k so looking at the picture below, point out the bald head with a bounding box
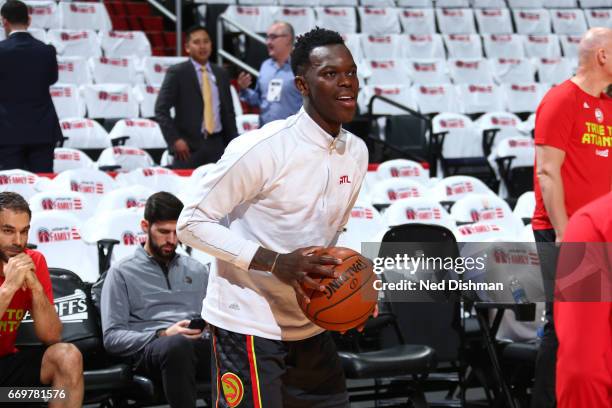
[578,27,612,67]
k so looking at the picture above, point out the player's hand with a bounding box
[237,72,252,90]
[165,319,202,339]
[340,304,379,335]
[3,253,34,293]
[23,268,43,294]
[173,139,191,163]
[272,246,342,305]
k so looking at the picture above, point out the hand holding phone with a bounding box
[188,318,206,331]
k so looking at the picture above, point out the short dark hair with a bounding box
[0,192,31,218]
[291,27,345,76]
[144,192,183,225]
[0,0,29,25]
[185,25,209,43]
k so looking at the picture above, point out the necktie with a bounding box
[201,67,215,135]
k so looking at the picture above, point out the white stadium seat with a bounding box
[513,191,536,221]
[29,211,99,282]
[535,57,575,84]
[398,8,436,34]
[503,83,549,113]
[443,34,484,59]
[412,84,458,115]
[222,6,275,33]
[581,0,612,7]
[24,0,60,29]
[108,119,166,149]
[456,83,504,114]
[49,168,117,210]
[81,208,146,264]
[585,8,612,28]
[436,8,476,34]
[115,167,185,195]
[336,204,387,253]
[384,197,456,230]
[403,34,446,59]
[475,111,524,154]
[50,84,86,119]
[490,58,536,84]
[0,170,42,201]
[361,34,403,59]
[455,221,514,242]
[319,0,357,5]
[99,31,151,58]
[358,7,401,34]
[474,8,513,34]
[483,34,525,59]
[436,0,470,7]
[272,7,315,35]
[360,85,417,115]
[448,58,495,84]
[133,84,160,118]
[370,178,428,206]
[364,60,410,85]
[429,175,493,204]
[376,159,430,186]
[432,113,484,165]
[141,56,188,86]
[397,0,432,6]
[95,185,155,213]
[508,0,543,7]
[96,147,155,172]
[560,34,582,58]
[490,136,535,197]
[316,7,358,33]
[513,9,552,34]
[53,147,94,173]
[57,57,92,85]
[524,34,562,58]
[48,29,101,58]
[28,28,47,43]
[89,57,138,85]
[406,60,450,85]
[60,118,112,149]
[342,33,364,62]
[30,190,93,221]
[550,9,588,34]
[545,0,578,8]
[82,84,139,119]
[472,0,506,7]
[59,1,112,31]
[450,193,524,236]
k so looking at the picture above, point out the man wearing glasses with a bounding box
[237,22,302,126]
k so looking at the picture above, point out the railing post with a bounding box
[175,0,182,56]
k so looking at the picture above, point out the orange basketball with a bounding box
[298,247,378,332]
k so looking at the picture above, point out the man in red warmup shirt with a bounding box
[0,192,83,407]
[555,192,612,408]
[531,27,612,407]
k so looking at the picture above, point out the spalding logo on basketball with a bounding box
[221,372,244,407]
[298,247,378,332]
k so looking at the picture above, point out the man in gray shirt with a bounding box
[101,192,209,408]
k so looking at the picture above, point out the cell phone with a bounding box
[188,318,206,331]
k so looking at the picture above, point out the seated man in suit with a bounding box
[155,26,238,169]
[0,0,62,173]
[101,192,210,408]
[0,192,83,408]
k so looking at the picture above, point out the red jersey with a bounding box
[555,192,612,408]
[532,80,612,230]
[0,249,54,357]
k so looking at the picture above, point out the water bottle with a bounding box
[508,275,529,304]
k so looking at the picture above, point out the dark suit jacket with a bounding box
[154,60,238,152]
[0,32,62,146]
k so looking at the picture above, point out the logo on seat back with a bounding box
[22,289,88,323]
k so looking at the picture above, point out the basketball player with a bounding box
[178,28,370,407]
[531,27,612,407]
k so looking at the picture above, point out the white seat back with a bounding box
[384,197,455,229]
[133,84,160,118]
[57,57,91,85]
[358,7,401,34]
[491,58,536,84]
[95,185,155,214]
[432,113,483,159]
[97,147,155,172]
[53,148,94,173]
[59,1,111,31]
[412,84,458,114]
[551,9,587,34]
[503,83,549,113]
[141,57,188,86]
[362,34,403,59]
[475,8,513,34]
[236,114,260,134]
[449,58,494,84]
[436,8,476,34]
[115,167,185,195]
[443,34,483,58]
[524,34,562,58]
[403,34,445,59]
[585,8,612,28]
[316,7,357,33]
[82,84,139,119]
[48,29,101,57]
[513,9,551,34]
[559,34,581,58]
[24,0,60,29]
[483,34,525,58]
[51,84,86,119]
[30,190,93,221]
[99,31,151,58]
[90,57,138,85]
[370,178,428,206]
[336,204,387,252]
[513,191,535,220]
[272,7,315,35]
[222,6,275,33]
[109,119,166,149]
[49,168,117,210]
[407,60,450,85]
[535,57,574,84]
[451,193,523,235]
[398,8,436,34]
[429,175,493,203]
[361,85,418,115]
[0,170,42,201]
[60,118,111,149]
[365,60,410,85]
[376,159,430,185]
[456,84,504,114]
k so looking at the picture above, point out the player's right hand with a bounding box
[3,253,34,293]
[173,139,191,163]
[165,319,202,339]
[237,72,252,90]
[272,247,342,304]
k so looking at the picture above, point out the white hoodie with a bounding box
[177,109,368,341]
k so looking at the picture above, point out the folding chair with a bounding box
[57,56,92,85]
[358,7,401,34]
[407,59,451,85]
[550,9,587,34]
[108,119,166,149]
[60,118,112,150]
[0,170,43,201]
[383,197,457,230]
[429,175,494,210]
[376,159,430,186]
[58,1,112,31]
[450,193,524,236]
[436,8,476,34]
[512,8,551,34]
[491,137,535,199]
[448,58,495,84]
[50,84,86,119]
[82,84,139,119]
[48,168,118,211]
[362,34,403,60]
[490,58,536,84]
[403,34,446,59]
[315,7,358,33]
[535,57,575,84]
[559,34,581,58]
[474,8,513,34]
[96,147,155,172]
[48,29,101,58]
[412,84,458,115]
[443,34,484,59]
[336,203,387,252]
[523,34,562,59]
[115,166,186,195]
[89,57,138,85]
[513,191,535,225]
[482,34,525,59]
[25,0,60,29]
[133,84,160,118]
[99,30,151,58]
[370,178,428,210]
[221,5,275,33]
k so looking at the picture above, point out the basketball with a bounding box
[298,247,378,332]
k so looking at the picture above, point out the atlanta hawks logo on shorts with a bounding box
[221,372,244,407]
